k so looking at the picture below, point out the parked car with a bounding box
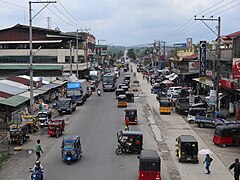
[167,86,182,96]
[167,93,180,105]
[156,91,168,102]
[195,111,228,128]
[58,98,77,115]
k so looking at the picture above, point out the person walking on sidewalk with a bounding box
[229,158,240,180]
[203,154,213,174]
[36,139,43,161]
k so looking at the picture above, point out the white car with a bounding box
[167,86,182,96]
[167,93,180,103]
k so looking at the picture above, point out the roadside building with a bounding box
[0,24,96,76]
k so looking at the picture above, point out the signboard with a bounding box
[233,58,240,79]
[209,90,216,105]
[67,82,80,89]
[189,61,199,72]
[186,38,192,49]
[173,43,187,48]
[220,78,234,89]
[199,41,206,81]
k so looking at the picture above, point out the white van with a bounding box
[167,86,182,96]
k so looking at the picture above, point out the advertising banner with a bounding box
[189,61,199,72]
[209,90,216,105]
[187,38,192,49]
[233,58,240,79]
[199,41,206,81]
[173,43,187,48]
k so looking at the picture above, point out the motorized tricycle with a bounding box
[125,109,138,125]
[22,115,39,134]
[175,135,199,163]
[48,118,65,138]
[61,135,83,165]
[138,150,161,180]
[125,92,134,103]
[118,95,127,108]
[9,123,28,145]
[115,130,143,155]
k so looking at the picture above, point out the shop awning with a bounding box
[38,83,60,92]
[18,90,44,98]
[0,95,29,107]
[193,78,213,87]
[51,80,67,85]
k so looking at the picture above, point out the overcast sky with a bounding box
[0,0,239,46]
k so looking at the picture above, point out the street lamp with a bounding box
[29,1,56,115]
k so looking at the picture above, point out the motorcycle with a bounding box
[66,156,72,165]
[30,168,44,180]
[115,141,138,155]
[97,90,101,96]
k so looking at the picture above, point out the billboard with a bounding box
[189,61,199,73]
[233,58,240,79]
[173,43,187,48]
[199,41,206,81]
[186,38,192,49]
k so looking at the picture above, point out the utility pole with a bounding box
[69,40,73,75]
[194,16,221,111]
[76,30,79,78]
[29,1,56,115]
[162,40,166,69]
[77,28,91,70]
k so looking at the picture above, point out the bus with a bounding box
[102,72,117,92]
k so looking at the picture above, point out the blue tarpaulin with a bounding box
[67,82,80,89]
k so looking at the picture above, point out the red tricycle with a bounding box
[48,118,65,138]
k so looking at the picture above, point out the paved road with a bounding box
[0,72,166,180]
[132,63,234,180]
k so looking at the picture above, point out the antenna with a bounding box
[47,17,52,29]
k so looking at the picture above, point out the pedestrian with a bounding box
[36,139,43,161]
[229,158,240,180]
[125,117,129,131]
[203,154,213,174]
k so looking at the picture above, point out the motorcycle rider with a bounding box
[31,161,44,180]
[66,150,72,158]
[97,88,101,96]
[123,137,133,152]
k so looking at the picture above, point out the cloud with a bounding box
[0,0,239,46]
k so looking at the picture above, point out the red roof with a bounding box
[221,31,240,40]
[182,54,198,61]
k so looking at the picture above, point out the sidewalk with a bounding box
[132,63,233,180]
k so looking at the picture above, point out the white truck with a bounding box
[89,70,100,91]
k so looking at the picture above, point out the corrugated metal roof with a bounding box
[52,80,66,85]
[38,83,60,91]
[0,80,29,90]
[0,65,63,70]
[18,89,46,98]
[0,82,26,95]
[0,95,29,107]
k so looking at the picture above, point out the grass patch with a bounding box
[0,152,11,168]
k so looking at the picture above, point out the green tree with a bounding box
[127,48,136,60]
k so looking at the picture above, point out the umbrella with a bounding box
[198,149,213,155]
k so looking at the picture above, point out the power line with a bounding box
[51,4,80,27]
[56,0,87,28]
[204,0,237,16]
[167,0,226,37]
[46,6,78,28]
[0,0,25,9]
[213,2,240,16]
